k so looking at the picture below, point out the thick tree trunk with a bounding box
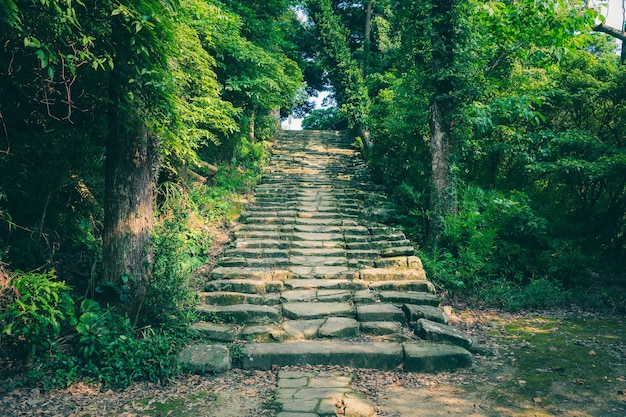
[429,101,450,211]
[427,0,458,244]
[102,16,159,318]
[103,102,158,315]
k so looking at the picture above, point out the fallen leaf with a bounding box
[588,350,597,356]
[616,376,626,382]
[533,397,542,404]
[574,378,585,385]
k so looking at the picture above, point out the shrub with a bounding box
[74,299,185,389]
[424,186,549,295]
[0,270,76,363]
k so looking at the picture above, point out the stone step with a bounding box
[359,268,426,281]
[210,267,290,281]
[240,340,472,372]
[282,302,354,320]
[198,291,265,305]
[284,279,367,291]
[204,279,284,294]
[378,291,440,306]
[192,130,475,373]
[196,304,281,324]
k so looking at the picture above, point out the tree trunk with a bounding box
[428,100,455,242]
[249,109,256,142]
[427,0,458,244]
[593,23,626,64]
[102,16,159,319]
[103,102,158,315]
[362,0,373,78]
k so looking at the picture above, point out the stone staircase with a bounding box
[186,130,472,373]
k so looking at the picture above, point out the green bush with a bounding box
[481,277,568,311]
[424,186,549,295]
[74,299,185,389]
[0,270,76,363]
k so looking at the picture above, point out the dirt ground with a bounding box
[1,307,624,417]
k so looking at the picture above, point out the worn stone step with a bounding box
[368,280,435,293]
[284,279,367,290]
[378,291,440,307]
[280,289,353,303]
[289,248,345,257]
[210,267,290,281]
[289,256,347,267]
[223,248,290,258]
[283,302,354,320]
[360,268,426,281]
[205,279,284,294]
[356,304,405,322]
[198,291,264,306]
[375,256,424,269]
[241,341,403,370]
[234,239,290,249]
[403,304,448,324]
[190,322,237,342]
[416,318,473,350]
[196,304,281,324]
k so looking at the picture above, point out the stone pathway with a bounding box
[275,370,375,417]
[180,130,474,415]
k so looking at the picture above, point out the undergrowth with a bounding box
[0,137,270,390]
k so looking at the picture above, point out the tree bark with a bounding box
[103,100,158,314]
[362,0,373,78]
[593,23,626,64]
[427,0,458,244]
[249,109,256,142]
[102,15,159,317]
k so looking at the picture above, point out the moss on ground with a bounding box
[480,314,626,416]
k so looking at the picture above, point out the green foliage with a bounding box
[0,270,75,361]
[304,0,371,128]
[302,107,347,130]
[148,183,206,324]
[72,299,185,389]
[481,277,567,311]
[423,186,548,294]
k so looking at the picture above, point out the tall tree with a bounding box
[101,2,177,317]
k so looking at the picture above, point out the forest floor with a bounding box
[1,306,624,416]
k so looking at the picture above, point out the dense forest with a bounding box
[0,0,624,389]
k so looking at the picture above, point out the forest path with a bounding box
[183,130,474,415]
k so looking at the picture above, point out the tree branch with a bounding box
[593,23,626,42]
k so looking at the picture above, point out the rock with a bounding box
[416,319,473,350]
[402,304,448,324]
[242,325,284,342]
[403,343,472,372]
[178,344,231,374]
